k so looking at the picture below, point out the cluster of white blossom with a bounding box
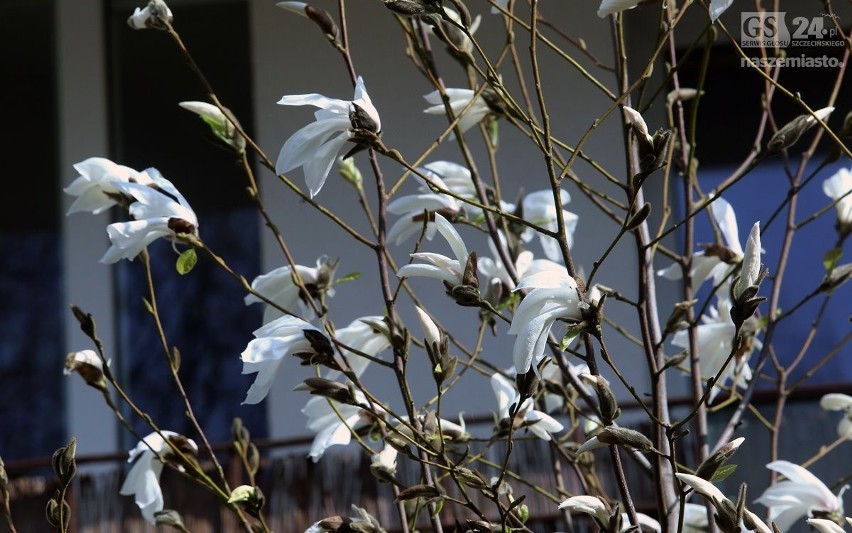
[53,0,852,530]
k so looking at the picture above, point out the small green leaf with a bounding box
[711,463,738,482]
[823,248,843,273]
[560,325,583,351]
[335,271,362,284]
[176,249,198,275]
[486,115,499,148]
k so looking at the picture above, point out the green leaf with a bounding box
[711,463,738,482]
[199,115,229,143]
[823,248,843,273]
[176,249,198,275]
[335,271,362,284]
[560,324,583,351]
[486,115,499,148]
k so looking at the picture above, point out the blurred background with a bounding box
[1,0,849,530]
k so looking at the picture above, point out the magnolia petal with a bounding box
[765,461,836,504]
[576,436,607,455]
[433,213,469,264]
[101,220,170,263]
[241,357,285,405]
[490,373,517,419]
[396,263,458,285]
[303,130,351,197]
[277,92,348,112]
[524,410,564,440]
[387,193,457,214]
[711,197,743,256]
[275,116,350,174]
[598,0,642,17]
[676,473,728,505]
[387,217,434,246]
[708,0,734,21]
[823,167,852,224]
[352,76,381,131]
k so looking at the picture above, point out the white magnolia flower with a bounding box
[324,316,391,380]
[387,169,462,245]
[508,267,583,374]
[303,391,371,462]
[64,157,158,215]
[127,0,173,29]
[658,196,752,293]
[733,221,762,301]
[119,431,198,523]
[671,296,761,402]
[477,231,533,292]
[820,393,852,438]
[100,175,199,264]
[823,166,852,230]
[678,473,773,533]
[755,460,845,533]
[809,518,847,533]
[491,372,564,440]
[276,76,381,197]
[244,256,337,324]
[240,315,332,404]
[396,213,471,286]
[558,495,660,533]
[519,189,579,262]
[423,88,492,136]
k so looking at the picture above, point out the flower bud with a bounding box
[127,0,173,30]
[338,157,363,189]
[178,101,245,153]
[228,485,265,516]
[370,444,398,483]
[51,438,77,486]
[65,350,108,391]
[414,306,443,355]
[695,437,745,481]
[382,0,442,17]
[580,374,621,425]
[154,510,186,530]
[302,378,359,404]
[766,107,834,154]
[595,426,655,453]
[45,495,71,530]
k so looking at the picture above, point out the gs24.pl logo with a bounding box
[741,12,843,48]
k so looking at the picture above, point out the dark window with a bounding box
[0,0,64,461]
[106,0,267,447]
